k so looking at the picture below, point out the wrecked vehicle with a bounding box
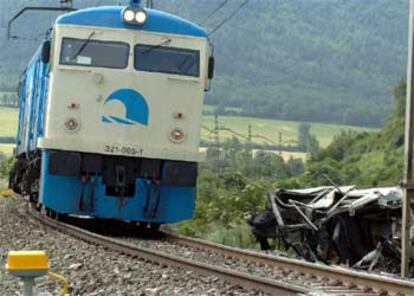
[249,186,414,274]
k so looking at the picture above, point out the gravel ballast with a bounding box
[126,238,285,281]
[0,197,267,296]
[124,237,333,291]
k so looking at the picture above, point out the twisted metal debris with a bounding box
[249,185,414,276]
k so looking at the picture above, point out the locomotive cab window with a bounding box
[60,38,129,69]
[134,44,200,77]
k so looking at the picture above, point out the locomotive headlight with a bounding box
[122,8,147,25]
[135,10,147,24]
[170,128,185,143]
[123,9,135,22]
[64,118,80,132]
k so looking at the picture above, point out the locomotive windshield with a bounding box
[60,38,129,69]
[134,45,200,77]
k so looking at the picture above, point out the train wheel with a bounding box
[55,212,66,221]
[40,206,47,216]
[29,201,41,212]
[138,222,148,229]
[47,208,55,219]
[150,223,160,231]
[43,207,56,219]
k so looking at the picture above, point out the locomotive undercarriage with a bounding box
[9,151,42,204]
[9,149,197,226]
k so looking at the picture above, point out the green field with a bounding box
[0,144,14,155]
[0,107,18,137]
[202,112,376,147]
[0,92,15,98]
[0,106,377,156]
[203,105,242,113]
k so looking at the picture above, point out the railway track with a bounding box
[165,234,414,296]
[24,207,414,296]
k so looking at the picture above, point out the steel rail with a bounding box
[25,209,307,296]
[165,233,414,296]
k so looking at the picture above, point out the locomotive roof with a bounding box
[56,6,207,38]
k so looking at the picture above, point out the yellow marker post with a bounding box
[6,251,69,296]
[6,251,49,296]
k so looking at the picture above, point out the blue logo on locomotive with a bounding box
[101,89,149,126]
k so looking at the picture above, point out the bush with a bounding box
[0,152,13,183]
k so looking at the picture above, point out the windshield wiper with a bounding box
[72,31,96,61]
[142,38,171,54]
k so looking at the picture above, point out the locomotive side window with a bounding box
[134,45,200,77]
[60,38,129,69]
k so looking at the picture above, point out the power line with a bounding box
[209,0,249,36]
[201,0,229,25]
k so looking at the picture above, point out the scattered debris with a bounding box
[249,185,414,275]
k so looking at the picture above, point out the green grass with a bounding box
[203,105,218,112]
[0,107,18,138]
[0,106,377,156]
[0,144,14,155]
[0,92,15,96]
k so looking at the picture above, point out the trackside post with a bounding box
[402,0,414,278]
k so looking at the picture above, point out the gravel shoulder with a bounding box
[0,196,267,296]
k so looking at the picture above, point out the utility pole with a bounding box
[248,125,252,146]
[278,132,282,156]
[402,0,414,278]
[247,125,252,142]
[214,113,220,149]
[247,125,253,158]
[214,113,220,163]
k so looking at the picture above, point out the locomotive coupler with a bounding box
[115,165,127,196]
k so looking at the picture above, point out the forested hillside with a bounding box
[0,0,409,127]
[295,78,406,188]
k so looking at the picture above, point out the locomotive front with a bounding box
[35,4,213,225]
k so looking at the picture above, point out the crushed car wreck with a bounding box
[248,186,414,275]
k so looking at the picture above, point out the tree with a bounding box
[287,157,305,176]
[0,152,13,179]
[297,123,319,156]
[393,78,406,116]
[298,123,311,151]
[308,134,320,159]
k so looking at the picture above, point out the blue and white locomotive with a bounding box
[9,0,214,228]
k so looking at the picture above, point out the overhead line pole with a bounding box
[278,132,282,156]
[214,113,220,148]
[402,0,414,278]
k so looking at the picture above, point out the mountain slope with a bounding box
[0,0,409,127]
[304,79,406,187]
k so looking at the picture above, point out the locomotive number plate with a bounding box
[104,144,143,156]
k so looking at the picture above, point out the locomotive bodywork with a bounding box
[10,5,213,225]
